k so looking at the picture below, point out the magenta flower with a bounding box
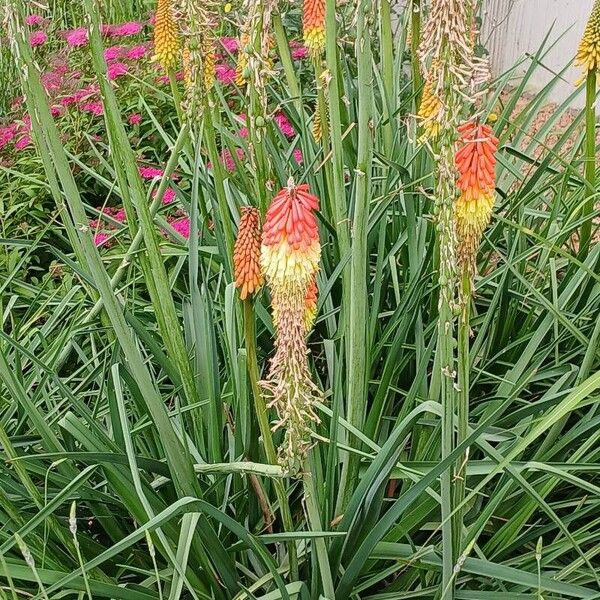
[274,112,295,138]
[215,64,236,85]
[109,21,143,37]
[81,102,104,116]
[292,148,304,164]
[104,45,125,61]
[50,105,63,117]
[291,46,308,60]
[126,44,147,59]
[65,27,88,47]
[153,187,176,204]
[219,148,245,172]
[170,217,191,239]
[25,14,45,26]
[93,232,111,247]
[15,135,32,150]
[139,166,164,179]
[220,37,239,54]
[29,31,47,47]
[107,61,129,80]
[41,71,63,91]
[128,113,142,125]
[0,125,17,149]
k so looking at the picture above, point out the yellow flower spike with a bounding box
[576,0,600,74]
[417,78,442,141]
[153,0,180,71]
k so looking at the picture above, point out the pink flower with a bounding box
[81,102,104,116]
[274,112,295,138]
[156,75,170,85]
[216,64,236,85]
[65,27,88,47]
[292,148,304,164]
[291,46,308,60]
[41,71,62,91]
[29,31,47,47]
[220,37,239,53]
[93,232,111,247]
[170,217,190,238]
[109,21,143,37]
[139,166,164,179]
[0,125,17,149]
[112,208,126,222]
[50,105,63,117]
[25,14,44,26]
[154,187,176,204]
[15,135,32,150]
[128,113,142,125]
[107,61,129,80]
[126,44,147,59]
[219,147,245,172]
[104,45,125,61]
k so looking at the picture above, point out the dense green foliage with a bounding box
[1,0,600,599]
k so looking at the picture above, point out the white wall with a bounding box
[481,0,594,107]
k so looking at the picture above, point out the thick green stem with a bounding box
[272,12,303,119]
[340,0,374,510]
[168,69,184,125]
[411,0,423,110]
[435,147,457,600]
[243,300,298,580]
[580,69,597,258]
[303,459,335,599]
[453,268,471,561]
[379,0,394,156]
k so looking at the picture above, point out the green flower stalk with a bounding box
[575,0,600,257]
[418,0,489,594]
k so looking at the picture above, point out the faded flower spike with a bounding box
[153,0,180,71]
[417,77,442,141]
[261,179,322,473]
[303,0,326,57]
[576,0,600,74]
[234,207,263,300]
[454,121,499,277]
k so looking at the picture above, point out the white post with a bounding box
[481,0,594,107]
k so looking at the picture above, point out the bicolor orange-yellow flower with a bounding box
[261,179,321,472]
[153,0,180,71]
[454,121,499,276]
[234,207,263,300]
[417,78,442,141]
[576,0,600,74]
[303,0,325,57]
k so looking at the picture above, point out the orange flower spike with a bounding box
[261,182,321,286]
[303,0,326,58]
[260,179,322,471]
[454,121,499,276]
[234,207,263,300]
[153,0,180,71]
